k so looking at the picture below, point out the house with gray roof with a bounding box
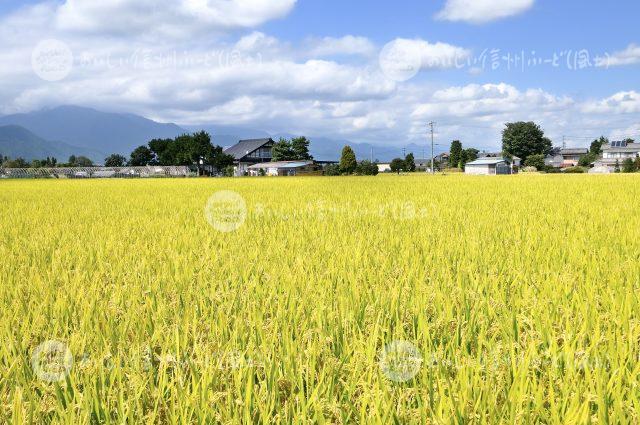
[223,138,275,176]
[594,141,640,171]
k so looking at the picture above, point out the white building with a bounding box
[377,163,391,173]
[595,141,640,171]
[247,160,320,176]
[465,157,514,175]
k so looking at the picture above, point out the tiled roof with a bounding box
[223,138,273,160]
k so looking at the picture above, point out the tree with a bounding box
[129,146,154,166]
[2,157,29,168]
[390,158,405,174]
[449,140,463,168]
[623,138,635,145]
[578,152,597,167]
[502,122,552,163]
[291,137,313,160]
[635,156,640,172]
[622,158,636,173]
[355,160,379,176]
[590,137,607,155]
[339,146,357,174]
[324,164,341,176]
[524,154,546,170]
[271,138,296,162]
[404,153,416,172]
[104,154,127,167]
[66,155,94,167]
[460,148,479,168]
[614,160,621,173]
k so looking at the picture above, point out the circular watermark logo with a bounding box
[204,190,247,232]
[379,40,422,82]
[31,340,73,383]
[32,39,74,82]
[379,340,423,383]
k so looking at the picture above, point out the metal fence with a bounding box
[0,166,195,179]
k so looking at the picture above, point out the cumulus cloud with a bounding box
[306,36,376,58]
[581,91,640,114]
[55,0,298,36]
[596,44,640,68]
[436,0,535,24]
[0,0,638,149]
[413,83,573,119]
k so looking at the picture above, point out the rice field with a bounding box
[1,174,640,423]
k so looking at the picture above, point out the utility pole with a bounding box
[429,121,435,174]
[370,147,373,162]
[402,147,406,159]
[562,135,566,149]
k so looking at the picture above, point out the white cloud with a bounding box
[581,91,640,114]
[0,0,638,151]
[436,0,535,24]
[596,44,640,68]
[306,36,376,58]
[55,0,298,36]
[413,83,573,119]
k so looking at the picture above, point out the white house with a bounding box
[594,141,640,171]
[377,163,391,173]
[465,157,514,175]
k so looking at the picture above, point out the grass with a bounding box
[1,174,640,423]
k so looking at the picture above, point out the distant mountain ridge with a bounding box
[0,105,440,163]
[0,106,186,157]
[0,125,105,162]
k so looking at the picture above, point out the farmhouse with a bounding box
[224,138,275,176]
[594,141,640,171]
[247,160,322,176]
[465,157,514,175]
[560,148,589,167]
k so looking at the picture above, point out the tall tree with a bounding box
[449,140,463,168]
[291,137,313,160]
[339,146,357,174]
[502,122,552,163]
[404,153,416,172]
[390,158,405,174]
[104,154,127,167]
[461,148,479,167]
[129,146,154,166]
[271,138,296,162]
[590,137,607,155]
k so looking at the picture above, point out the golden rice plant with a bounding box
[1,174,639,423]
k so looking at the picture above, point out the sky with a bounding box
[1,0,639,151]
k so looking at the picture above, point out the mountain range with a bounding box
[0,106,437,163]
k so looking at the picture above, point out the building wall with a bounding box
[465,164,494,175]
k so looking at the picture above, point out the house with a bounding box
[480,152,521,168]
[465,157,515,175]
[594,140,640,171]
[377,163,391,173]
[559,148,589,167]
[247,160,322,176]
[224,138,275,176]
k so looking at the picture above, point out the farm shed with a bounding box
[248,161,322,176]
[465,157,514,175]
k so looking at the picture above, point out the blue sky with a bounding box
[1,0,639,149]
